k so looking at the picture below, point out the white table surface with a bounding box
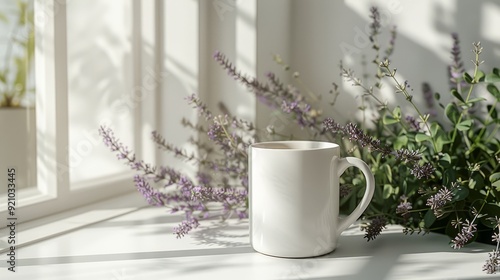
[1,205,498,280]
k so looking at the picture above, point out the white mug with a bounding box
[249,140,375,258]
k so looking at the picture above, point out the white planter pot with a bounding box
[0,108,37,193]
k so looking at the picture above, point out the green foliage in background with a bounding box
[0,0,34,108]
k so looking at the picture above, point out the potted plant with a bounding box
[0,0,36,191]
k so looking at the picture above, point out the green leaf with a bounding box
[0,13,8,23]
[446,219,459,240]
[470,173,485,190]
[352,178,363,186]
[485,73,500,83]
[436,139,446,153]
[489,172,500,183]
[451,89,465,103]
[383,184,393,199]
[383,114,399,125]
[487,84,500,100]
[394,135,408,150]
[463,72,474,84]
[424,209,436,228]
[480,204,500,228]
[475,70,485,82]
[452,186,469,201]
[393,106,402,119]
[0,71,6,84]
[439,153,451,165]
[491,181,500,192]
[445,103,460,124]
[443,168,457,185]
[17,0,27,25]
[494,68,500,76]
[493,180,500,191]
[415,133,431,142]
[456,119,473,131]
[384,164,393,183]
[487,105,498,119]
[466,97,486,105]
[430,122,442,136]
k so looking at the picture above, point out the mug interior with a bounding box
[251,141,338,150]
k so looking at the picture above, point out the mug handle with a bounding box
[332,156,375,237]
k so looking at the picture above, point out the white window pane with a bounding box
[0,0,36,194]
[67,0,135,185]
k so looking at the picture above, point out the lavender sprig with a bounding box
[483,217,500,274]
[213,51,269,95]
[451,219,477,249]
[214,53,323,133]
[174,218,200,239]
[133,175,167,206]
[448,33,465,90]
[426,186,453,217]
[100,121,250,238]
[396,195,413,215]
[323,118,435,179]
[363,216,387,241]
[368,7,381,50]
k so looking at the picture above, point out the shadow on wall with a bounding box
[287,0,500,127]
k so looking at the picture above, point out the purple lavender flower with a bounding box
[213,51,269,95]
[363,216,387,241]
[186,94,213,120]
[344,123,384,151]
[340,185,352,198]
[323,119,433,177]
[173,218,200,238]
[99,126,134,161]
[394,149,421,163]
[323,119,392,155]
[426,186,452,217]
[383,26,397,60]
[483,250,500,274]
[410,163,435,179]
[281,100,298,113]
[369,7,381,42]
[483,217,500,273]
[421,83,433,105]
[396,195,413,215]
[133,175,167,206]
[236,210,248,219]
[207,122,225,142]
[405,115,421,132]
[196,172,212,186]
[451,219,477,249]
[448,33,465,90]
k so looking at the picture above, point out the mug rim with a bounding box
[250,140,339,150]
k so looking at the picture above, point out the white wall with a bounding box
[6,0,498,187]
[289,0,500,125]
[144,0,500,166]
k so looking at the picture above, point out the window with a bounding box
[0,1,36,196]
[0,0,278,228]
[0,0,146,225]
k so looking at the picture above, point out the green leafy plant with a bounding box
[0,0,35,108]
[333,15,500,250]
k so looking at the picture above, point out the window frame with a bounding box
[0,0,162,225]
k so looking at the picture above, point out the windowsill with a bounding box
[0,191,146,254]
[1,202,497,279]
[0,191,497,279]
